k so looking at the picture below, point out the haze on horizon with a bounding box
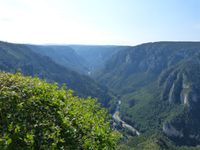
[0,0,200,46]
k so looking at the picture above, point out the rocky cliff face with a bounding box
[98,42,200,93]
[159,56,200,145]
[160,57,200,106]
[163,122,183,138]
[97,42,200,146]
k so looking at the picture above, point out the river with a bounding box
[113,101,140,136]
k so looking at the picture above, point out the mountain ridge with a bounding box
[96,41,200,148]
[1,40,200,149]
[0,41,113,107]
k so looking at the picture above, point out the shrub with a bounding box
[0,72,119,149]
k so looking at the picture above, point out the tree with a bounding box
[0,72,119,149]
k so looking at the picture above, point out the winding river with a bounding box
[113,101,140,136]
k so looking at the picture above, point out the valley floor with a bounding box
[113,101,140,136]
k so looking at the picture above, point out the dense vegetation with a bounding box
[0,41,113,107]
[28,45,89,74]
[2,41,200,149]
[117,133,200,150]
[28,44,126,75]
[95,42,200,149]
[0,72,119,149]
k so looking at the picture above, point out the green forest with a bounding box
[1,41,200,149]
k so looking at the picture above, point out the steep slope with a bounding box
[0,41,113,107]
[159,55,200,146]
[70,45,127,74]
[97,42,200,147]
[28,45,126,75]
[28,45,89,74]
[97,42,200,94]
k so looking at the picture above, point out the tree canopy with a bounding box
[0,72,119,149]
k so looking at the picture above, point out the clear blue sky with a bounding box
[0,0,200,45]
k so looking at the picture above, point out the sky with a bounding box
[0,0,200,45]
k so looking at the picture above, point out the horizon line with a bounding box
[1,40,200,47]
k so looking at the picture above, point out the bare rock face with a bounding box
[159,58,200,145]
[97,42,200,146]
[163,122,183,138]
[162,112,200,146]
[160,59,200,107]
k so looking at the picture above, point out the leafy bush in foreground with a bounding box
[0,72,119,149]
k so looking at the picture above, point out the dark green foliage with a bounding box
[96,42,200,149]
[2,40,200,149]
[117,132,200,150]
[97,42,200,94]
[0,41,113,107]
[119,82,183,133]
[0,72,119,149]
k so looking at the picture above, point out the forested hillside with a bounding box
[0,41,113,107]
[1,41,200,149]
[28,45,89,74]
[70,45,127,74]
[96,42,200,149]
